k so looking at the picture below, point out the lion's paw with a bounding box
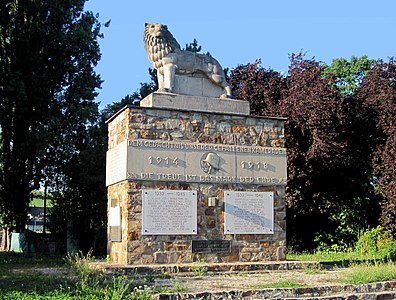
[220,93,231,99]
[157,88,171,93]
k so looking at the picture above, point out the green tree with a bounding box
[0,0,103,235]
[48,111,107,254]
[323,55,376,95]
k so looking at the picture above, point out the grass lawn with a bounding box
[287,250,388,265]
[285,250,396,288]
[1,251,396,299]
[30,197,54,208]
[0,254,70,299]
[0,252,153,300]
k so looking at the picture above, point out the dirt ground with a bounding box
[152,268,345,293]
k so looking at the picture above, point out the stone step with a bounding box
[92,260,320,276]
[279,291,396,300]
[154,281,396,300]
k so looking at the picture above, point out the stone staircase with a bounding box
[92,261,396,299]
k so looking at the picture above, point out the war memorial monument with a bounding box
[105,23,287,264]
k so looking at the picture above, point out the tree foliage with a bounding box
[48,112,107,254]
[184,38,202,53]
[0,0,103,232]
[357,59,396,234]
[281,55,378,249]
[323,56,376,95]
[229,54,380,250]
[229,59,286,116]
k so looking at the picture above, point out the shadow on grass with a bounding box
[0,252,73,294]
[319,258,382,269]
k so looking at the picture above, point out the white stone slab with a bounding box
[224,191,274,234]
[106,140,287,186]
[109,206,121,226]
[106,140,127,186]
[142,189,197,235]
[140,92,250,116]
[125,140,287,185]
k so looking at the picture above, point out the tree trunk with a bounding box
[0,228,10,251]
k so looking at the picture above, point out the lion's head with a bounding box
[144,23,181,69]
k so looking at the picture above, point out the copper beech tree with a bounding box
[230,55,380,250]
[357,59,396,234]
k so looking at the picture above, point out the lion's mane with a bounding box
[144,23,181,69]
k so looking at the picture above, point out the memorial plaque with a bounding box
[109,226,122,242]
[106,140,127,186]
[109,206,122,241]
[109,206,121,226]
[192,240,231,253]
[142,189,197,235]
[224,191,274,234]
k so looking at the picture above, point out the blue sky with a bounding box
[85,0,396,108]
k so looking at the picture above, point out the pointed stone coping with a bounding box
[140,92,250,116]
[91,260,319,276]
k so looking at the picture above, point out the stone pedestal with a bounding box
[106,93,286,264]
[140,92,250,116]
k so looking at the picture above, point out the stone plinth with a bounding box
[106,97,286,265]
[140,92,250,116]
[172,74,224,98]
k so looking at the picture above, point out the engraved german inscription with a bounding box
[107,139,287,186]
[142,189,197,235]
[224,191,274,234]
[192,240,231,253]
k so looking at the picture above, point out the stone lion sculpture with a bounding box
[144,23,232,99]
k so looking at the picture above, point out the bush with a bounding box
[313,209,363,253]
[355,226,396,259]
